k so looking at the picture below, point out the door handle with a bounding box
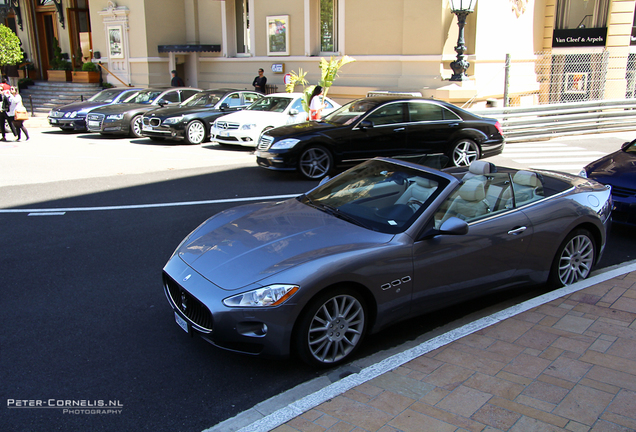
[393,127,405,132]
[508,226,527,235]
[448,123,459,127]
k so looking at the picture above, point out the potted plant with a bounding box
[72,61,100,83]
[47,37,72,81]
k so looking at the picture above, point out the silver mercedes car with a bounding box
[163,158,612,367]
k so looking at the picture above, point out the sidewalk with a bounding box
[230,264,636,432]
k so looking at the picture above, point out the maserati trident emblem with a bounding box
[180,290,188,312]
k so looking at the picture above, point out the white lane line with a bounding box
[215,261,636,432]
[0,194,299,214]
[502,151,604,158]
[518,158,599,164]
[504,143,569,148]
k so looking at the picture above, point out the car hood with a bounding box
[55,101,114,114]
[176,199,392,290]
[89,103,153,115]
[265,120,345,138]
[216,109,287,125]
[145,106,222,118]
[586,150,636,187]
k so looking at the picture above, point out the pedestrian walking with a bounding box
[252,68,267,94]
[309,85,324,121]
[1,85,16,141]
[170,70,185,87]
[9,87,29,141]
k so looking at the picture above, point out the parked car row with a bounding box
[49,88,506,178]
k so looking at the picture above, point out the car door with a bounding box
[342,102,409,161]
[406,101,463,155]
[220,93,244,113]
[410,173,534,312]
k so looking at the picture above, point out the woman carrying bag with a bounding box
[9,87,29,141]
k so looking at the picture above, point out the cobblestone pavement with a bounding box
[270,270,636,432]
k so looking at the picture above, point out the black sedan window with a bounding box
[182,92,222,107]
[364,103,406,126]
[408,102,445,122]
[323,100,381,125]
[302,159,448,234]
[126,90,163,104]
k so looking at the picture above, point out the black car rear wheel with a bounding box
[549,229,596,287]
[295,288,367,367]
[298,145,333,180]
[449,138,480,167]
[130,115,143,138]
[185,120,206,144]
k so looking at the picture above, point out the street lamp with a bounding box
[449,0,476,81]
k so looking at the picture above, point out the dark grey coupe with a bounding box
[163,158,611,367]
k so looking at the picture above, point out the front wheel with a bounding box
[549,229,596,287]
[448,138,480,167]
[185,120,206,144]
[129,115,143,138]
[295,288,367,367]
[298,145,333,180]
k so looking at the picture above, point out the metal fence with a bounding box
[484,49,635,107]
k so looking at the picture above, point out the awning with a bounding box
[158,45,221,53]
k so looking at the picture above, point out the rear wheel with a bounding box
[298,145,333,180]
[129,115,143,138]
[448,138,480,167]
[549,229,596,287]
[185,120,206,144]
[295,288,367,367]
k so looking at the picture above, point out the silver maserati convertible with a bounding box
[163,158,612,367]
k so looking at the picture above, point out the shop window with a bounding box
[555,0,609,29]
[235,0,250,54]
[320,0,337,52]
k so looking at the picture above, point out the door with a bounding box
[68,1,92,69]
[342,102,409,162]
[410,173,533,312]
[405,101,463,155]
[36,11,57,75]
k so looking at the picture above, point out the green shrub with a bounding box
[81,62,98,72]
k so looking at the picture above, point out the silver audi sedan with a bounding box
[163,158,612,367]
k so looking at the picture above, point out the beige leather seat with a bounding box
[444,177,490,222]
[513,171,542,205]
[395,178,437,210]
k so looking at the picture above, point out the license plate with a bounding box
[142,125,153,131]
[221,131,230,137]
[175,312,189,333]
[50,119,57,124]
[88,120,100,127]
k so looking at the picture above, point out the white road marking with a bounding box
[0,194,299,214]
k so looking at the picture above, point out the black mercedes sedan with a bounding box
[48,87,141,131]
[580,138,636,226]
[141,89,262,144]
[255,97,505,179]
[86,87,201,138]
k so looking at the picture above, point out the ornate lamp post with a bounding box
[449,0,476,81]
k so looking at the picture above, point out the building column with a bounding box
[603,0,636,99]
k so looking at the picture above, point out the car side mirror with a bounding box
[420,217,468,240]
[289,109,299,116]
[220,103,230,110]
[358,120,373,130]
[621,139,636,151]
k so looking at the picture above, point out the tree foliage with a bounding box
[0,25,23,66]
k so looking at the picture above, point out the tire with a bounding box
[185,120,206,144]
[448,138,480,167]
[549,228,596,287]
[129,115,143,138]
[298,145,333,180]
[295,288,367,367]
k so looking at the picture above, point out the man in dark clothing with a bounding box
[1,87,16,141]
[171,70,185,87]
[252,68,267,93]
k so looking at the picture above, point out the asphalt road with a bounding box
[0,129,634,432]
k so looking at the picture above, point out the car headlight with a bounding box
[271,138,300,150]
[578,169,588,178]
[70,111,78,118]
[163,116,184,125]
[223,284,299,307]
[106,114,124,120]
[240,123,257,130]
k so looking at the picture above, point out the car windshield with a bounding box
[247,96,292,113]
[301,159,448,234]
[124,90,163,104]
[625,140,636,153]
[88,89,123,103]
[323,99,382,125]
[182,92,224,107]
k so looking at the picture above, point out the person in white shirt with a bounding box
[309,85,324,121]
[8,87,29,141]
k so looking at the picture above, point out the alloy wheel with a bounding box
[451,139,479,166]
[299,146,332,180]
[558,234,594,285]
[186,121,206,144]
